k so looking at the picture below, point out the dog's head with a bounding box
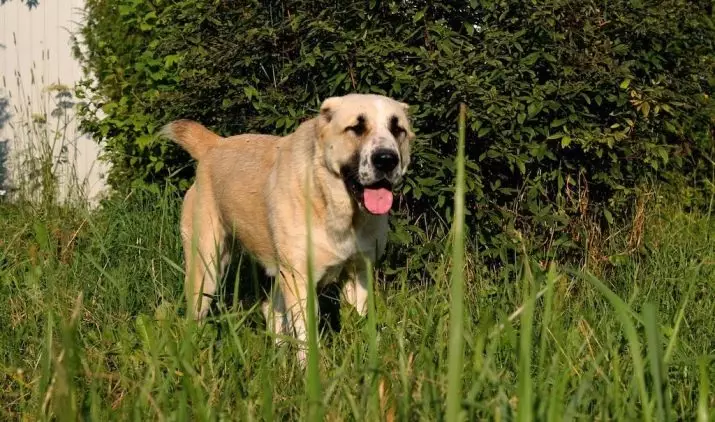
[317,94,415,215]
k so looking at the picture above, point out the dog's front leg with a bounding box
[342,258,371,317]
[278,267,318,367]
[262,286,287,343]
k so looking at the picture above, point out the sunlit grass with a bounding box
[0,111,714,420]
[446,103,467,422]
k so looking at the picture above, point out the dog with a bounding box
[162,93,414,364]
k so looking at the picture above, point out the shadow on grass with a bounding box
[209,246,345,341]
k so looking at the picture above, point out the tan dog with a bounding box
[162,94,414,363]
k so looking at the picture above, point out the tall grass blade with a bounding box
[365,257,379,418]
[446,103,467,422]
[547,358,569,422]
[261,361,274,422]
[697,357,710,422]
[39,311,54,416]
[55,293,84,422]
[642,303,668,421]
[664,266,697,364]
[517,255,535,422]
[538,264,557,380]
[572,270,652,422]
[706,152,714,228]
[305,169,322,421]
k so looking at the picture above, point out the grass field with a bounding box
[0,188,713,420]
[1,108,714,421]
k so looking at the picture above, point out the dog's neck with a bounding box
[288,118,385,242]
[289,119,358,235]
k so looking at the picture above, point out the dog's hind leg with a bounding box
[181,186,227,320]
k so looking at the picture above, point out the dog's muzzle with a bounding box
[341,145,403,215]
[371,148,399,173]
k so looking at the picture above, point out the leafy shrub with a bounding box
[75,0,715,268]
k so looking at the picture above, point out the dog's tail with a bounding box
[161,120,222,161]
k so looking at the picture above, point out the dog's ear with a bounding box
[319,97,341,123]
[399,101,415,141]
[399,123,414,173]
[398,101,414,136]
[398,102,415,173]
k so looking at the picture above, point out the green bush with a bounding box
[75,0,714,265]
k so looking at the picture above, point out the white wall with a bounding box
[0,0,107,202]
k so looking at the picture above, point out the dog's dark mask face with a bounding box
[318,94,415,215]
[339,155,394,215]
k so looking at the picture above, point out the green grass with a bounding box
[1,105,714,420]
[0,191,714,421]
[446,104,467,422]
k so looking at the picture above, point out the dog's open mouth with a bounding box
[342,171,394,215]
[361,179,393,215]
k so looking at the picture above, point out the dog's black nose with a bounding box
[371,149,399,173]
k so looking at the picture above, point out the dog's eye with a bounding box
[345,115,366,136]
[389,115,405,138]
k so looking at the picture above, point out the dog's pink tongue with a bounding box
[363,187,393,215]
